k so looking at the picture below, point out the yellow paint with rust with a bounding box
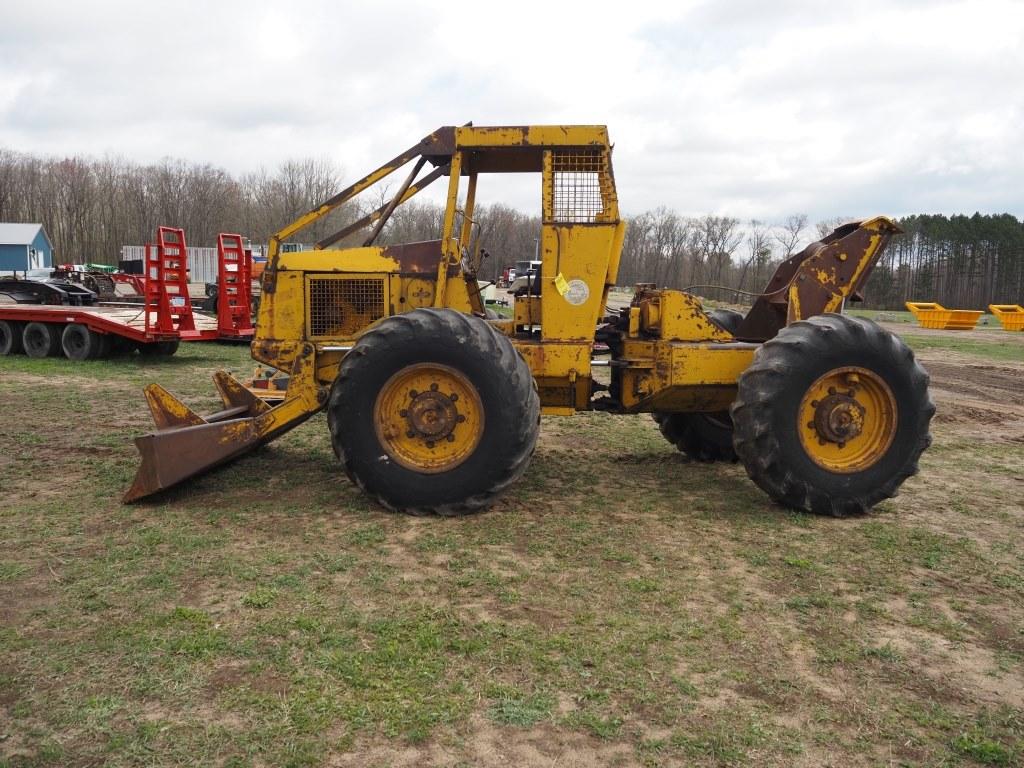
[510,340,593,413]
[797,366,897,472]
[635,290,734,342]
[537,224,623,341]
[144,384,204,429]
[512,340,591,378]
[514,296,543,326]
[784,217,893,324]
[615,339,756,412]
[456,125,611,148]
[373,363,484,473]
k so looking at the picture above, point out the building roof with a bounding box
[0,223,50,247]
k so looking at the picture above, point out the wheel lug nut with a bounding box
[456,415,466,423]
[807,421,815,429]
[400,409,408,417]
[406,430,415,438]
[811,400,819,407]
[449,393,458,401]
[828,387,837,395]
[409,389,418,398]
[837,440,846,449]
[426,440,435,448]
[430,383,439,391]
[446,434,455,442]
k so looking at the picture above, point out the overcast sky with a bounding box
[1,0,1021,223]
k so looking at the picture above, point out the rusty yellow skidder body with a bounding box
[126,124,934,518]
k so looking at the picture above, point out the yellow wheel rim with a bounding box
[797,366,897,474]
[373,363,484,474]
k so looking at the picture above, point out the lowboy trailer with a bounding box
[0,227,254,360]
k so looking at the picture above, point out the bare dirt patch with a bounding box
[329,715,639,768]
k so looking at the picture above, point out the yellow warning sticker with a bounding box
[553,272,569,296]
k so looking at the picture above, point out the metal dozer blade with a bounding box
[123,369,321,502]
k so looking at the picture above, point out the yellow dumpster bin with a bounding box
[988,304,1024,331]
[905,302,983,330]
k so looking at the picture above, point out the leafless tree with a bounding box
[737,219,773,295]
[774,213,808,260]
[815,216,849,239]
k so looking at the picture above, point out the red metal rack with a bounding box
[144,226,200,337]
[216,233,254,337]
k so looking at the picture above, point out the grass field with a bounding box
[1,329,1023,767]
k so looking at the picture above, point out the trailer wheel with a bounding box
[328,308,540,516]
[23,322,62,358]
[108,336,136,357]
[0,320,24,355]
[138,341,180,357]
[61,323,109,361]
[731,314,933,517]
[653,411,736,462]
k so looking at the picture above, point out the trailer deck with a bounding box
[0,303,221,343]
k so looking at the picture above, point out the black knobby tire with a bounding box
[731,314,934,517]
[138,340,180,357]
[708,308,744,335]
[61,323,109,361]
[328,308,540,516]
[108,336,137,357]
[23,322,62,358]
[0,320,24,355]
[653,411,737,462]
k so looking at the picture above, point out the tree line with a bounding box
[1,149,1021,309]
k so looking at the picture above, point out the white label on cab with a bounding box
[564,279,590,306]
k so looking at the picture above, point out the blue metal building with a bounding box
[0,223,54,272]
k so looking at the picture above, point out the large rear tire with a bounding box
[653,411,736,462]
[328,308,540,516]
[731,314,933,517]
[23,322,62,358]
[708,308,744,335]
[0,320,24,355]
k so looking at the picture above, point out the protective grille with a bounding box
[551,151,606,223]
[308,277,385,338]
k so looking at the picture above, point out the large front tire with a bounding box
[731,314,933,517]
[328,309,540,516]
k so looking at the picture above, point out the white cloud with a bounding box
[0,0,1021,222]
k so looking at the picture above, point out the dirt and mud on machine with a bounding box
[125,125,934,517]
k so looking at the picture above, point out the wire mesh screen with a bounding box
[308,277,385,338]
[551,151,606,223]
